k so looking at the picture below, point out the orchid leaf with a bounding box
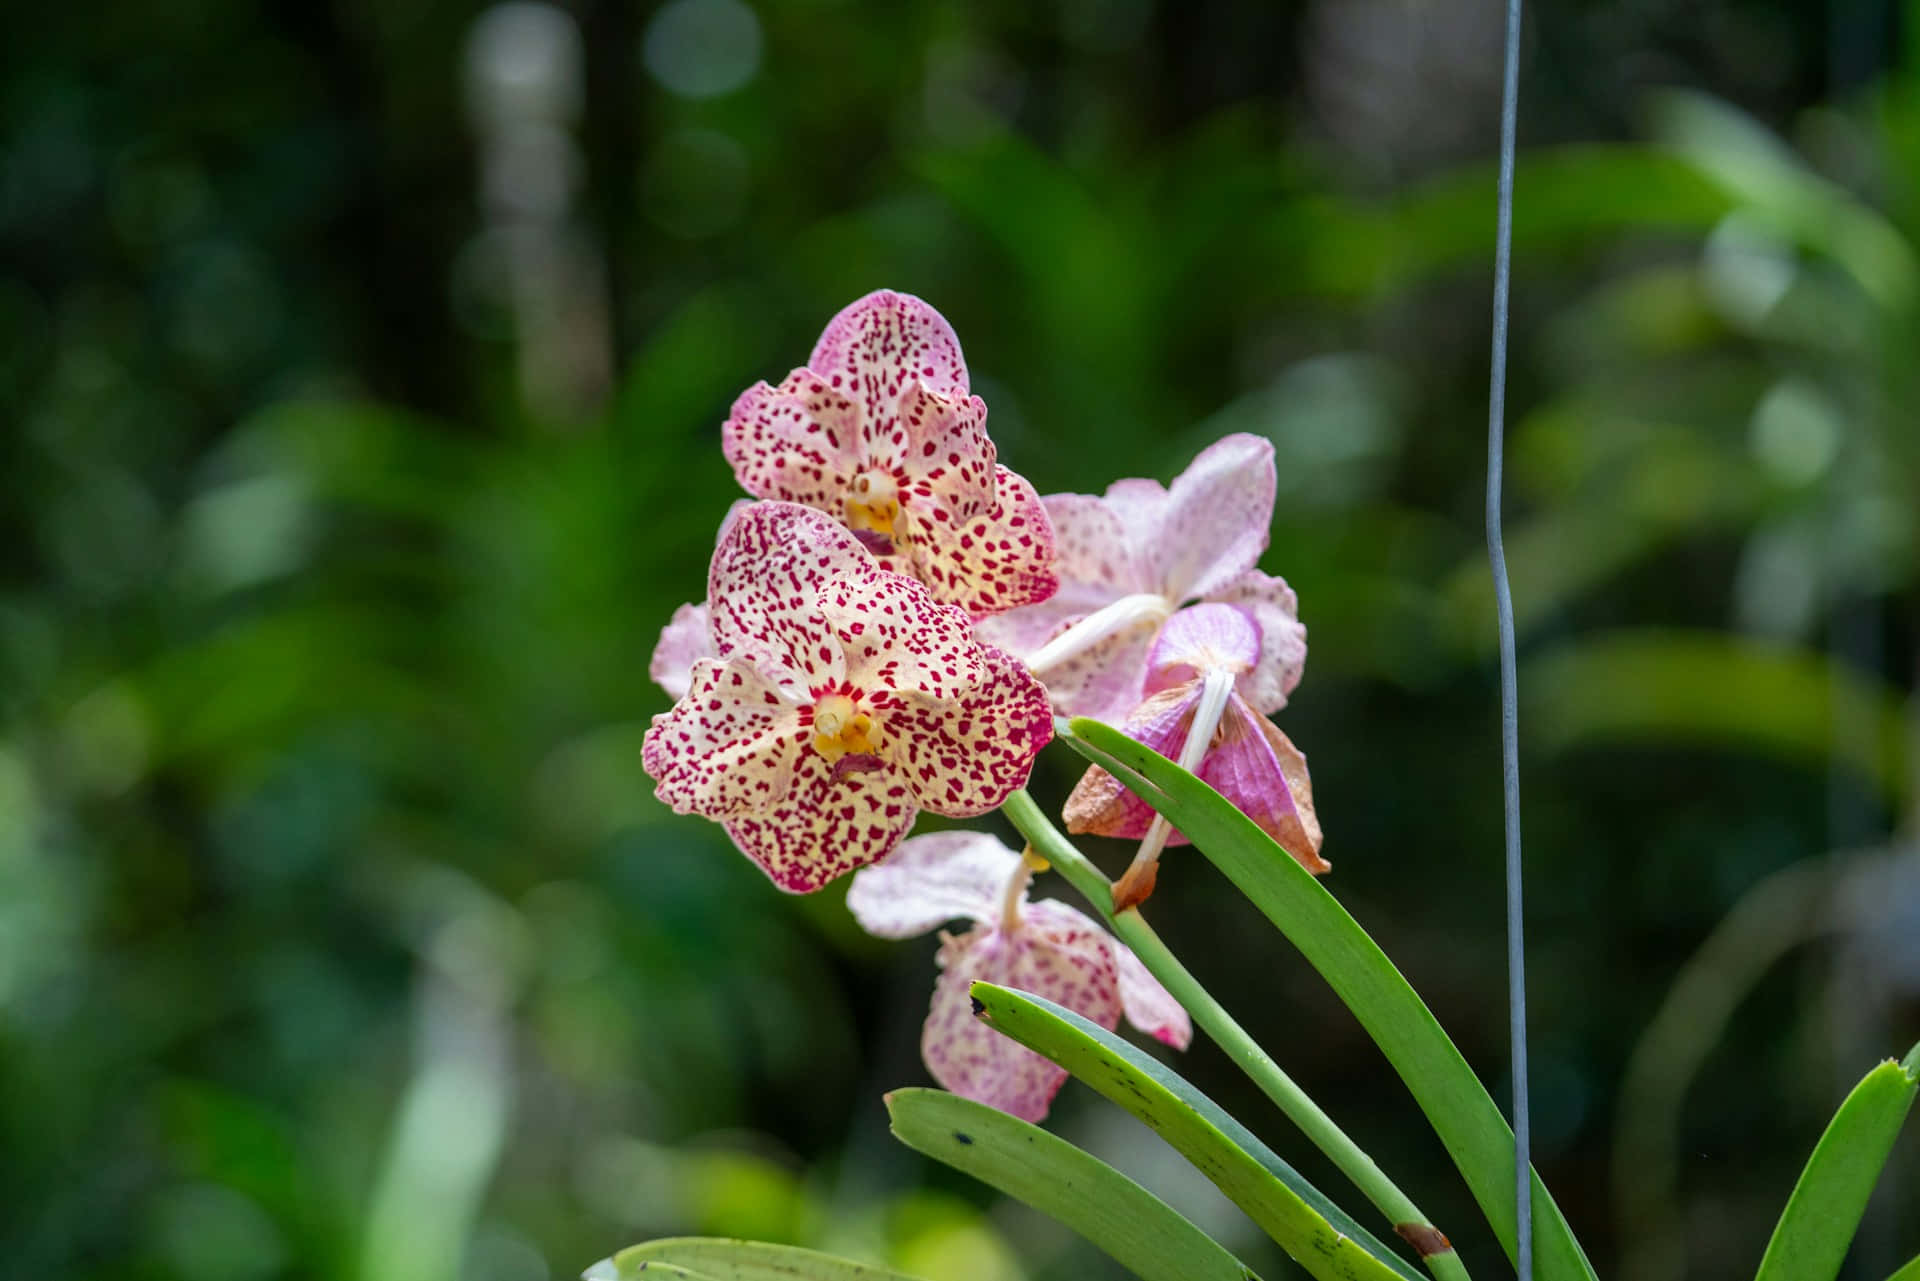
[587,1239,923,1281]
[1752,1045,1920,1281]
[1886,1254,1920,1281]
[1060,717,1598,1281]
[585,1261,717,1281]
[886,1087,1261,1281]
[970,981,1424,1281]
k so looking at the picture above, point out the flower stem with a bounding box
[1003,789,1471,1281]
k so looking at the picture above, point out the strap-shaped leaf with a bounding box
[1060,717,1597,1281]
[887,1087,1261,1281]
[1753,1045,1919,1281]
[585,1239,924,1281]
[971,981,1424,1281]
[1885,1254,1920,1281]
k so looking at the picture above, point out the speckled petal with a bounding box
[898,464,1057,620]
[1062,684,1199,842]
[921,902,1121,1122]
[1197,700,1327,874]
[845,831,1022,939]
[1144,602,1262,695]
[724,744,919,893]
[642,655,805,818]
[821,563,990,700]
[1111,941,1192,1049]
[972,492,1150,661]
[723,372,866,510]
[807,289,972,407]
[706,502,866,690]
[882,645,1054,817]
[1133,433,1277,602]
[650,601,716,701]
[1212,569,1307,716]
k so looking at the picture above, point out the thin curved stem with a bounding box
[1003,789,1470,1281]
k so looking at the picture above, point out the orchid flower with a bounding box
[724,290,1057,619]
[1065,601,1326,906]
[847,831,1190,1121]
[974,432,1304,726]
[642,502,1054,892]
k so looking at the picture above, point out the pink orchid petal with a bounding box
[1061,684,1198,842]
[807,289,972,406]
[1213,569,1307,716]
[1110,940,1192,1049]
[882,644,1054,817]
[922,901,1121,1122]
[650,601,716,701]
[899,465,1057,620]
[1197,699,1327,873]
[1144,602,1261,695]
[723,372,866,510]
[845,831,1022,939]
[973,493,1144,660]
[723,743,919,893]
[642,655,805,818]
[1134,433,1277,602]
[706,502,867,690]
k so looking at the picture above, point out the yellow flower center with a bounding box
[811,693,878,762]
[844,469,902,539]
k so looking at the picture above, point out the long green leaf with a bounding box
[587,1239,924,1281]
[1753,1046,1920,1281]
[886,1087,1261,1281]
[1886,1254,1920,1281]
[1060,718,1597,1281]
[971,982,1424,1281]
[585,1260,718,1281]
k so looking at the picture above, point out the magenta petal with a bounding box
[642,656,804,818]
[1111,941,1192,1050]
[1213,569,1306,716]
[1144,602,1261,695]
[845,832,1021,939]
[1196,698,1327,873]
[723,745,918,893]
[922,901,1121,1122]
[650,601,716,701]
[1062,684,1197,842]
[807,289,972,407]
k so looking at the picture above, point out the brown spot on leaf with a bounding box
[1394,1222,1453,1257]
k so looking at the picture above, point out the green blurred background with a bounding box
[4,1,1918,1278]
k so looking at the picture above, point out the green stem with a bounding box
[1005,788,1472,1281]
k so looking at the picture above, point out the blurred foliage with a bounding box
[3,2,1918,1281]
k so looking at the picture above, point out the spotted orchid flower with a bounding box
[1065,601,1326,907]
[723,290,1057,620]
[974,433,1305,727]
[642,502,1054,893]
[847,831,1190,1121]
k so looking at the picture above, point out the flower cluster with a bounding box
[643,291,1321,1118]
